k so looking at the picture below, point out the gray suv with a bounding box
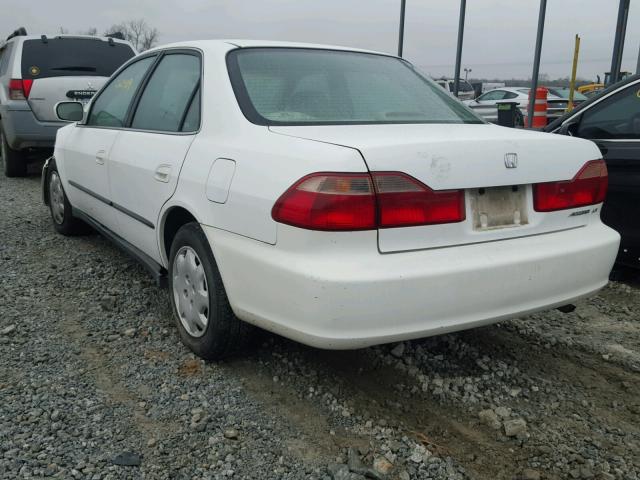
[0,28,135,176]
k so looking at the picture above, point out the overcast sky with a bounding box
[3,0,639,80]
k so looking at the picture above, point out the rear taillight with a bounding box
[271,173,376,231]
[271,172,465,231]
[534,159,608,212]
[8,78,33,100]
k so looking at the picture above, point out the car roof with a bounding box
[482,86,563,100]
[148,39,392,57]
[545,73,640,131]
[3,34,131,46]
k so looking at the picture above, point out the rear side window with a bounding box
[0,43,13,76]
[21,38,134,79]
[87,56,155,128]
[131,53,201,132]
[479,90,506,101]
[181,88,201,132]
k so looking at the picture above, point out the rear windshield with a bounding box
[21,38,135,79]
[457,80,474,92]
[227,48,484,126]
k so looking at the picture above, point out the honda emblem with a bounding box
[504,153,518,169]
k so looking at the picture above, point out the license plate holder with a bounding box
[470,185,528,231]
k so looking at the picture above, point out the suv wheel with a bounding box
[47,163,86,235]
[1,128,27,177]
[169,222,252,360]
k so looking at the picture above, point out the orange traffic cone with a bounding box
[526,87,548,129]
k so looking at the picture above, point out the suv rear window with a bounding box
[21,38,134,79]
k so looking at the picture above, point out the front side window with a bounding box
[87,56,155,128]
[227,48,483,126]
[131,53,201,132]
[577,84,640,140]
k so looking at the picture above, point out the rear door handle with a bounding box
[95,149,106,165]
[154,164,171,183]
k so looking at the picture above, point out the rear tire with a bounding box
[47,162,86,235]
[1,128,27,177]
[169,222,252,360]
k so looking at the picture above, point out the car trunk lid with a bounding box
[270,123,603,252]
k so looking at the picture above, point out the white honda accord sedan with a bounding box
[44,40,620,359]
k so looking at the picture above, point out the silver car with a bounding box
[0,28,135,176]
[463,87,569,124]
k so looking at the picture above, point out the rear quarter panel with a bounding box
[169,127,367,248]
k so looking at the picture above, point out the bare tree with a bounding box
[105,19,159,51]
[82,27,98,36]
[58,27,69,34]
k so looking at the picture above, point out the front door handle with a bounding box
[154,164,171,183]
[95,149,106,165]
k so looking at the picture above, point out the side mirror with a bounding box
[55,101,84,122]
[558,116,580,136]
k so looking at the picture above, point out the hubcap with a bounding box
[49,172,65,225]
[172,246,209,338]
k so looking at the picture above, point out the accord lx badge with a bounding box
[504,153,518,168]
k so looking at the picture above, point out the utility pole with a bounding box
[609,0,630,85]
[568,35,581,112]
[398,0,406,57]
[636,41,640,75]
[453,0,466,97]
[527,0,547,129]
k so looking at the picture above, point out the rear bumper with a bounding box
[0,107,63,150]
[204,223,620,349]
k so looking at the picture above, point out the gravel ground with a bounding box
[1,163,639,480]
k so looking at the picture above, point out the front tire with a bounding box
[1,128,27,177]
[169,222,252,360]
[47,163,86,235]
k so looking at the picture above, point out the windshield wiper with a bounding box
[52,66,97,72]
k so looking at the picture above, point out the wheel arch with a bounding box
[159,203,203,267]
[41,156,55,206]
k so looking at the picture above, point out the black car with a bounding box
[546,74,640,267]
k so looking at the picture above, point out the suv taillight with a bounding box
[271,172,465,231]
[8,78,33,100]
[534,159,608,212]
